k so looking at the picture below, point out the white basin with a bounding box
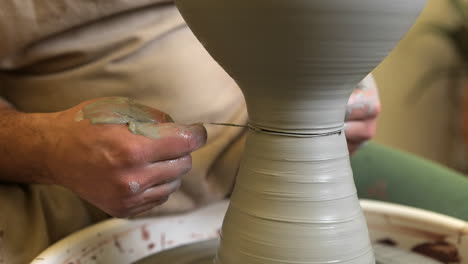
[32,200,468,264]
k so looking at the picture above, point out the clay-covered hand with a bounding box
[43,97,207,218]
[345,74,381,155]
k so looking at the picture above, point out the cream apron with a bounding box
[0,2,247,263]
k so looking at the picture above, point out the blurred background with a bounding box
[373,0,468,172]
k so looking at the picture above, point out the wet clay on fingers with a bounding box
[76,97,171,139]
[175,0,427,263]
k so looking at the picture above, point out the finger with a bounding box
[115,180,180,217]
[140,179,182,204]
[346,74,381,122]
[345,101,381,121]
[130,155,192,191]
[126,196,170,217]
[344,119,377,144]
[137,123,207,161]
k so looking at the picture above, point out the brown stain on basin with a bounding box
[141,225,150,241]
[366,209,468,263]
[376,238,398,247]
[412,241,461,264]
[368,223,447,241]
[61,222,161,264]
[147,243,155,250]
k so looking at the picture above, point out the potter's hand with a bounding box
[345,74,381,155]
[45,98,206,217]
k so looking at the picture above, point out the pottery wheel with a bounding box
[135,239,442,264]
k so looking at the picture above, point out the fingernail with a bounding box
[180,156,192,174]
[189,124,207,149]
[168,179,182,192]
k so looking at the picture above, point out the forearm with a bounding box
[0,102,54,184]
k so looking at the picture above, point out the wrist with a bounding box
[0,109,57,184]
[26,111,59,185]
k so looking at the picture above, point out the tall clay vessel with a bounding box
[175,1,427,263]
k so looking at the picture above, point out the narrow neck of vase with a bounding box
[240,81,353,134]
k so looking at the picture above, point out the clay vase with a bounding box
[175,1,426,263]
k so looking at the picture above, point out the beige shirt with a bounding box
[0,1,247,215]
[0,0,172,61]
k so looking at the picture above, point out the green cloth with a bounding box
[352,142,468,221]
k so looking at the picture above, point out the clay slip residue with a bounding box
[76,97,163,139]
